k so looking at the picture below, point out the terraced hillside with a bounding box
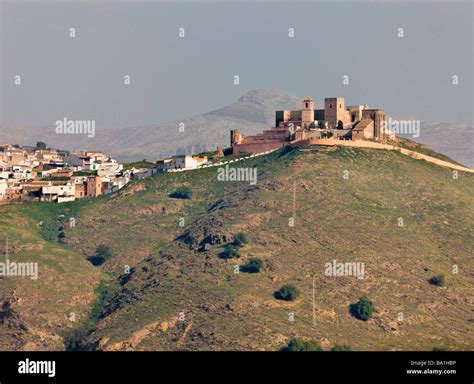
[1,145,473,351]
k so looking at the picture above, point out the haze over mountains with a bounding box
[403,122,474,169]
[0,89,472,167]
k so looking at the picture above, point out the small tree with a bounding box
[58,231,66,244]
[282,338,322,352]
[322,131,334,139]
[349,297,374,321]
[169,187,191,199]
[337,120,344,129]
[233,233,248,247]
[309,122,316,129]
[220,244,240,259]
[318,120,326,129]
[331,344,352,351]
[429,275,445,287]
[36,141,47,150]
[88,245,112,266]
[275,284,300,301]
[240,258,263,273]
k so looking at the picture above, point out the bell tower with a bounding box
[301,96,314,129]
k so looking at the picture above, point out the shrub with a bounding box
[88,244,112,266]
[36,141,47,150]
[349,297,374,321]
[169,187,191,199]
[429,275,445,287]
[282,338,322,352]
[331,344,352,351]
[322,131,334,139]
[274,284,300,301]
[220,244,240,259]
[240,258,263,273]
[58,231,66,243]
[233,233,248,247]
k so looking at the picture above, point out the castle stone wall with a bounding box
[232,142,285,154]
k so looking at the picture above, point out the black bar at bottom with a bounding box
[0,351,471,383]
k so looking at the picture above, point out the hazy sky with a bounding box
[1,0,472,129]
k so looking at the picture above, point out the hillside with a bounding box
[1,145,473,351]
[0,202,100,350]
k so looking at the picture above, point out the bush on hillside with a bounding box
[274,284,300,301]
[349,297,374,321]
[233,233,248,247]
[240,258,264,273]
[88,244,112,266]
[429,274,445,287]
[282,338,322,352]
[219,244,240,259]
[58,231,66,243]
[331,344,352,351]
[169,187,191,199]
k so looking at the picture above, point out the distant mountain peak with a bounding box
[207,89,301,124]
[237,89,298,105]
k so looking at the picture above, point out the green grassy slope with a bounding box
[1,146,473,351]
[0,202,100,350]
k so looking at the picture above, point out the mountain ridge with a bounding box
[1,89,472,166]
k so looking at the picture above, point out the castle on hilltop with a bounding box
[231,96,387,154]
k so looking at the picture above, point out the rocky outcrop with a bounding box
[177,216,230,251]
[100,317,179,351]
[0,299,28,332]
[99,257,162,319]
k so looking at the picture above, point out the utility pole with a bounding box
[312,274,316,326]
[292,179,296,224]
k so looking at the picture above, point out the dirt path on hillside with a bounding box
[302,139,474,173]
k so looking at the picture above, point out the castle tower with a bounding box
[324,97,346,128]
[301,96,314,129]
[230,129,243,145]
[215,146,224,159]
[373,110,386,139]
